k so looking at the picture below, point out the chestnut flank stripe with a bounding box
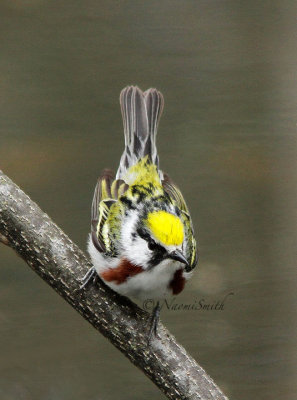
[101,258,143,284]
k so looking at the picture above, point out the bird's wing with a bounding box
[162,173,198,271]
[91,169,128,254]
[162,172,189,214]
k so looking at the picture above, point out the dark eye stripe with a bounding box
[137,227,166,254]
[136,227,150,241]
[148,240,158,251]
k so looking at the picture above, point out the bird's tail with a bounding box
[116,86,164,180]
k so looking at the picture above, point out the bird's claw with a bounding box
[79,267,97,289]
[147,301,161,344]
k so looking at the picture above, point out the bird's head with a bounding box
[121,209,189,270]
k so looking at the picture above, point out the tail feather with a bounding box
[116,86,164,180]
[144,88,164,141]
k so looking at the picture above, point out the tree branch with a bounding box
[0,170,228,400]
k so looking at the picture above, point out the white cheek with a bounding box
[120,211,151,268]
[124,237,151,267]
[121,210,138,246]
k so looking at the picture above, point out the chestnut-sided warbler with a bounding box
[82,86,198,339]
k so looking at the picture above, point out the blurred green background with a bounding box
[0,1,297,399]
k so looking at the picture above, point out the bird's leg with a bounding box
[80,266,97,289]
[148,301,161,343]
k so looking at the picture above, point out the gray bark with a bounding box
[0,170,228,400]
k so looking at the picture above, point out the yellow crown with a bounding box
[146,210,184,246]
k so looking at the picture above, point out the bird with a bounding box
[81,86,198,340]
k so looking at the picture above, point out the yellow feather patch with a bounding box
[147,211,184,246]
[126,157,162,188]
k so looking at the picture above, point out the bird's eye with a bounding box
[148,240,158,251]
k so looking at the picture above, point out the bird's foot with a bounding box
[147,301,161,344]
[79,267,97,289]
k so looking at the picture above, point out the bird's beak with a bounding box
[169,250,189,266]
